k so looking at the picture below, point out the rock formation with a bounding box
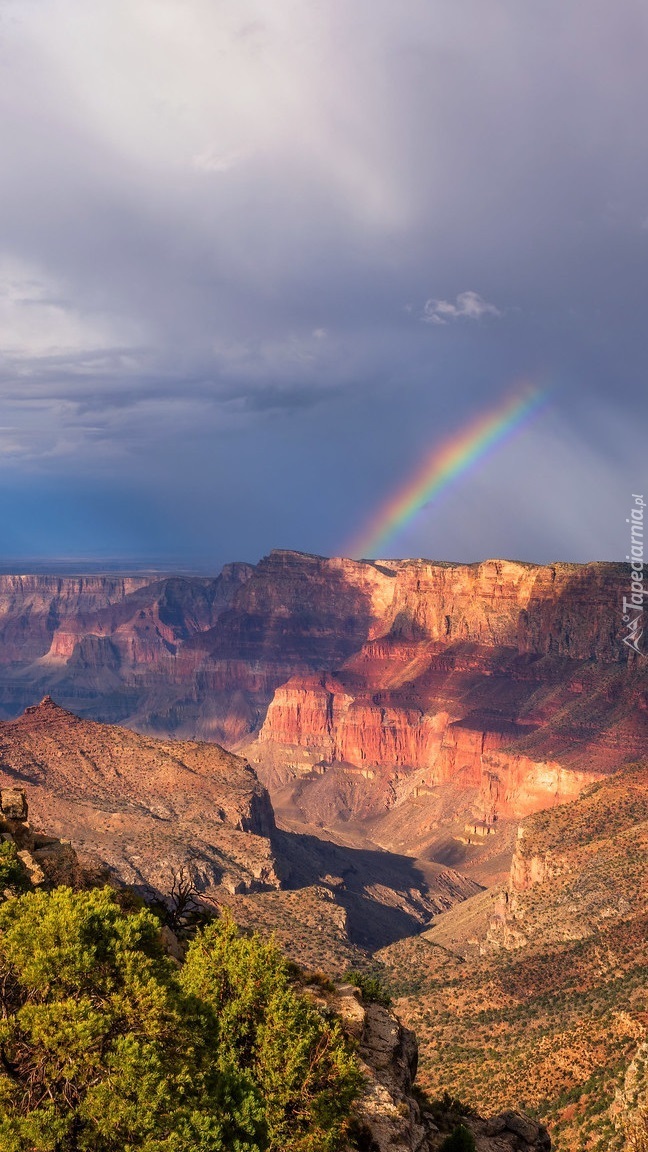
[244,556,647,862]
[487,759,648,950]
[0,785,87,889]
[0,696,279,898]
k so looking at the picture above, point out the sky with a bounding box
[0,0,647,570]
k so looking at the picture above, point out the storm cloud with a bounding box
[0,0,646,566]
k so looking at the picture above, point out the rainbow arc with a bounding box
[348,386,547,558]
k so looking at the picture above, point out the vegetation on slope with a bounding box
[378,762,648,1152]
[382,920,646,1152]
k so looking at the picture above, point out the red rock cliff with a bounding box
[250,556,646,824]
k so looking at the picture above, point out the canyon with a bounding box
[0,551,646,1149]
[0,773,553,1152]
[0,551,645,877]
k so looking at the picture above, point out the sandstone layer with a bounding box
[243,557,647,867]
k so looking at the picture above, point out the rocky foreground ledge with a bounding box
[307,983,551,1152]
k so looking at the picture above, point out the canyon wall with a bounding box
[380,558,620,660]
[486,761,648,950]
[0,574,152,662]
[247,556,646,831]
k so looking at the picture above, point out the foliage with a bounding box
[424,1090,477,1128]
[347,1118,381,1150]
[0,842,28,895]
[343,970,392,1007]
[439,1124,477,1151]
[181,913,363,1151]
[0,888,361,1152]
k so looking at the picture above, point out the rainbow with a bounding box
[348,386,548,558]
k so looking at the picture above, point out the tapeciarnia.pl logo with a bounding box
[622,493,645,656]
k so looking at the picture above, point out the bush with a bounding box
[439,1124,477,1151]
[343,970,392,1007]
[0,841,28,894]
[182,914,363,1151]
[0,887,361,1151]
[426,1090,476,1126]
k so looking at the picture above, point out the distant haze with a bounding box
[0,1,645,568]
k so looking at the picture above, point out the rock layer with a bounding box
[246,557,648,845]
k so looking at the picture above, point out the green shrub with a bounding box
[343,970,392,1007]
[426,1091,476,1125]
[439,1123,477,1151]
[182,914,362,1151]
[0,888,361,1151]
[0,841,28,894]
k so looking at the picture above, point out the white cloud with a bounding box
[192,147,247,174]
[422,290,502,325]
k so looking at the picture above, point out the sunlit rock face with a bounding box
[248,556,645,826]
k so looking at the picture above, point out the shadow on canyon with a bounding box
[272,827,441,953]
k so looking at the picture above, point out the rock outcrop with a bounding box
[487,760,648,949]
[613,1039,648,1149]
[307,983,552,1151]
[0,785,86,889]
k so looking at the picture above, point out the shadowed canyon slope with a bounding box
[0,551,646,866]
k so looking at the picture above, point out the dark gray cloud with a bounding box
[0,0,646,565]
